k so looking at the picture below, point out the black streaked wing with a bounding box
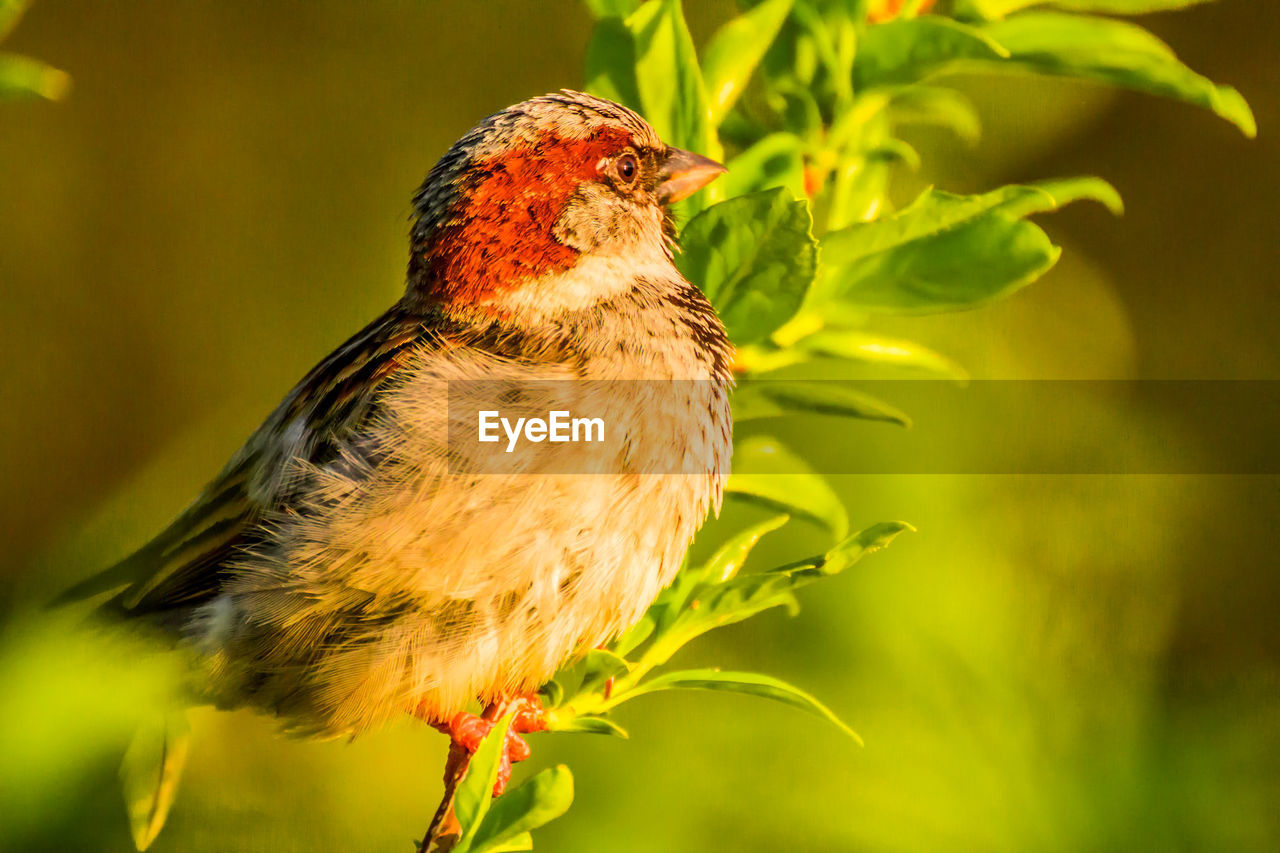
[59,304,431,615]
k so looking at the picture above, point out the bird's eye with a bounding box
[615,154,639,184]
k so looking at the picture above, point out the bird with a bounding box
[58,89,733,846]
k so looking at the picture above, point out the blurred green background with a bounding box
[2,1,1277,850]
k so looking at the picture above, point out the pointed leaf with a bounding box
[611,611,656,657]
[854,17,1009,88]
[822,178,1120,268]
[603,521,910,702]
[815,178,1120,312]
[581,0,640,18]
[578,648,631,695]
[584,17,642,110]
[1,0,32,41]
[726,481,846,538]
[727,436,848,537]
[981,12,1255,137]
[630,0,716,155]
[959,0,1216,21]
[539,678,565,708]
[119,712,190,852]
[699,514,791,584]
[884,85,982,143]
[775,520,915,579]
[734,381,913,426]
[799,330,968,378]
[543,711,630,738]
[0,52,70,101]
[471,766,574,853]
[626,669,862,743]
[614,572,801,688]
[721,132,807,200]
[702,0,795,123]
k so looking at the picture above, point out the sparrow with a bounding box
[60,89,732,836]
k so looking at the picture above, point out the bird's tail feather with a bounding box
[47,540,164,610]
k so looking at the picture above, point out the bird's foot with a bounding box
[429,694,546,797]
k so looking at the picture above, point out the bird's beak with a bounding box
[657,147,727,204]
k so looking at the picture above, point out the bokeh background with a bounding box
[2,1,1277,850]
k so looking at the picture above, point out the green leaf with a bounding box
[0,0,31,41]
[629,0,716,154]
[726,436,848,538]
[698,514,791,584]
[866,137,922,170]
[702,0,795,124]
[677,188,818,345]
[470,766,574,853]
[593,520,910,703]
[474,833,533,853]
[729,343,811,375]
[980,12,1256,137]
[543,712,630,738]
[586,0,720,212]
[577,648,631,695]
[610,611,656,657]
[828,211,1060,312]
[823,177,1117,268]
[790,0,856,108]
[119,711,190,852]
[584,17,642,110]
[721,132,808,201]
[770,79,826,143]
[997,175,1125,218]
[734,381,913,426]
[815,178,1121,312]
[884,85,982,143]
[644,513,791,635]
[621,668,863,743]
[799,329,969,378]
[581,0,641,18]
[958,0,1215,19]
[453,714,514,850]
[775,520,914,579]
[612,573,800,691]
[0,52,70,101]
[854,17,1009,88]
[539,678,565,708]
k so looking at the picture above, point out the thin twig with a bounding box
[419,741,468,852]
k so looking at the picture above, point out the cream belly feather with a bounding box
[186,272,732,737]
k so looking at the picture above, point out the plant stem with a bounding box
[419,743,468,853]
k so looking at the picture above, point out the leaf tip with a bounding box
[1218,85,1258,138]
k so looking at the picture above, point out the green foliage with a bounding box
[955,0,1216,20]
[543,518,913,736]
[447,718,576,853]
[854,17,1011,88]
[119,711,190,851]
[438,0,1256,846]
[813,177,1122,312]
[0,615,183,850]
[675,187,816,344]
[981,12,1255,137]
[701,0,795,124]
[0,0,69,101]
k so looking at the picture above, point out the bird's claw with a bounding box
[430,695,546,796]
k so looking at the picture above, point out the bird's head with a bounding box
[406,90,724,320]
